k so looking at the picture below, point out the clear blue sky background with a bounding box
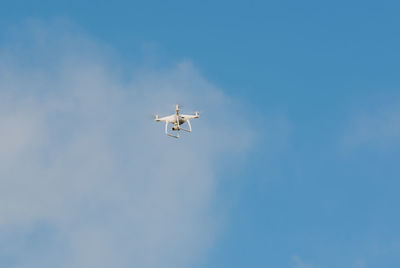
[1,1,400,267]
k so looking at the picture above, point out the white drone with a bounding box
[154,104,200,138]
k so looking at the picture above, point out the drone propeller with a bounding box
[171,103,183,110]
[149,113,160,121]
[191,110,202,117]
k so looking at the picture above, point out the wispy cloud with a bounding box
[291,255,369,268]
[0,21,252,268]
[290,255,323,268]
[342,99,400,151]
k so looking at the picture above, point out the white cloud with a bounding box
[0,21,252,268]
[290,255,323,268]
[291,255,369,268]
[342,100,400,151]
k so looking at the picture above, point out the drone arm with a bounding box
[181,113,199,120]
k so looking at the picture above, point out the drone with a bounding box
[154,104,200,138]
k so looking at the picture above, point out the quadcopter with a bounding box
[154,104,200,138]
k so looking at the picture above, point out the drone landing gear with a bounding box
[180,120,192,133]
[167,132,180,138]
[164,120,192,138]
[165,122,180,138]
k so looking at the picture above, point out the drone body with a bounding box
[154,105,199,138]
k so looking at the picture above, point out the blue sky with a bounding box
[0,1,400,268]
